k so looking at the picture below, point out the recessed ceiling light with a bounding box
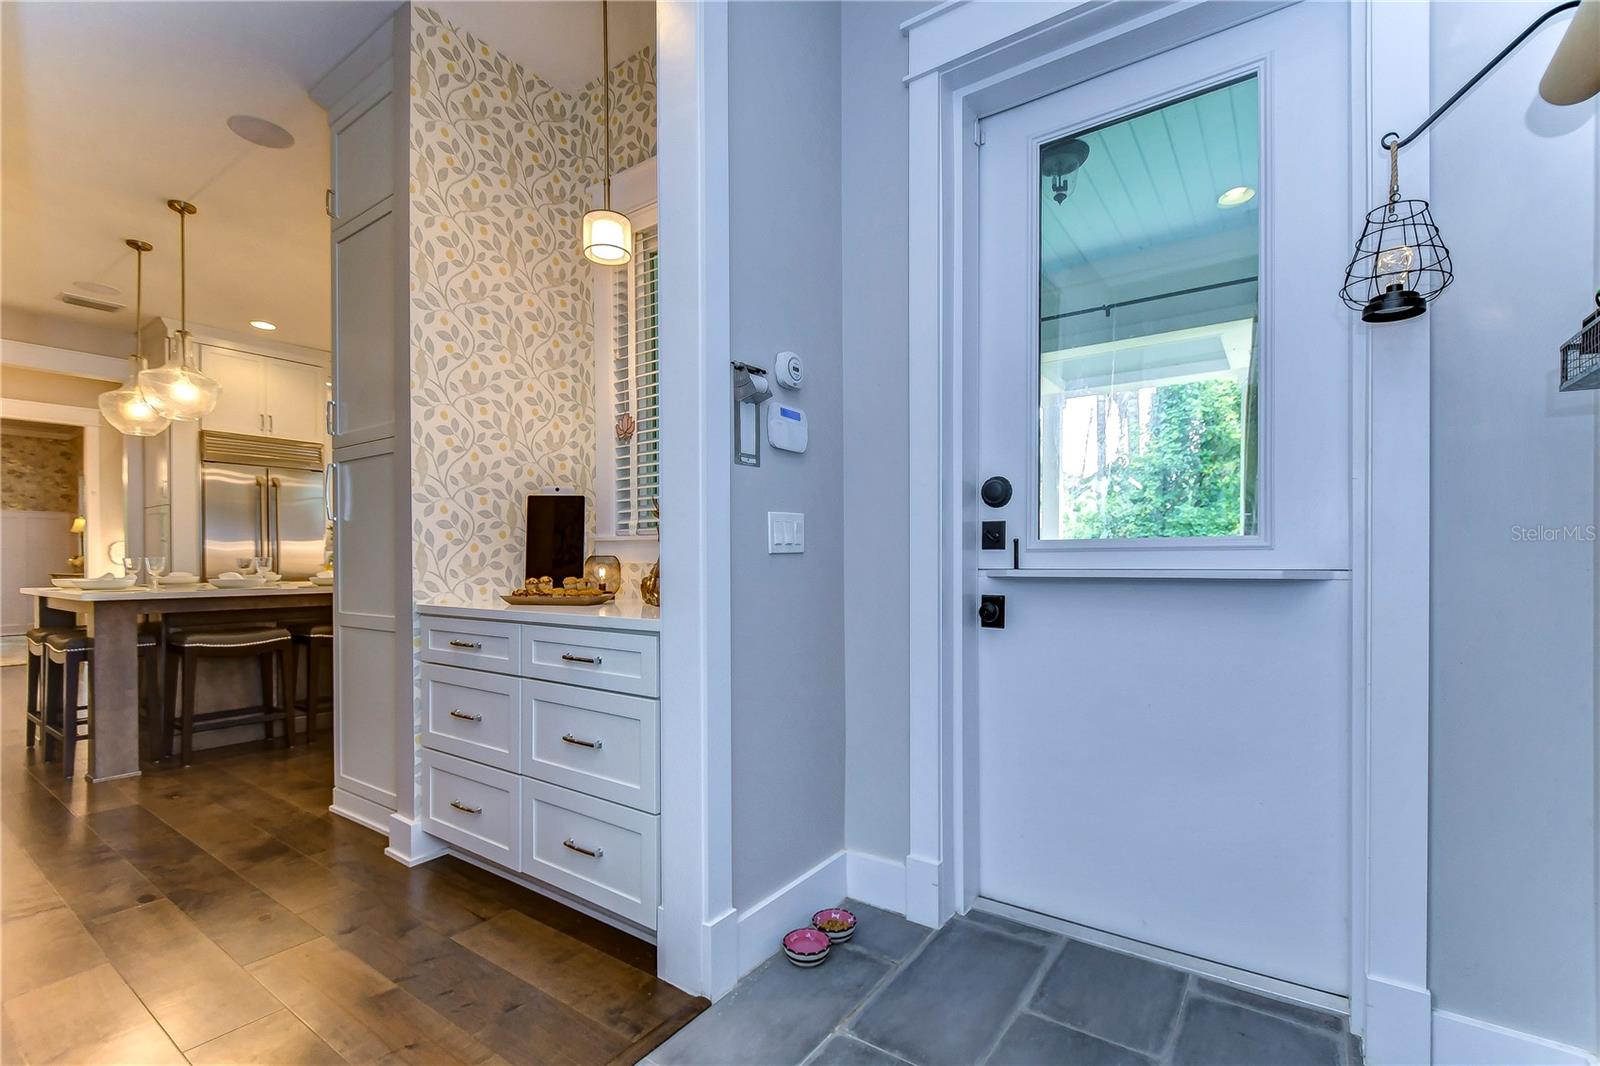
[249,320,277,331]
[72,280,120,296]
[227,115,295,149]
[1217,185,1256,207]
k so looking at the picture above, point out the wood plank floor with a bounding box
[0,663,706,1064]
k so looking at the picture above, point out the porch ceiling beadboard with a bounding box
[409,5,655,602]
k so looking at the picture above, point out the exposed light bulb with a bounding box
[1375,243,1415,291]
[1217,185,1256,207]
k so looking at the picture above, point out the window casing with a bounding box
[594,202,659,546]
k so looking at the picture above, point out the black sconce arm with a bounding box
[1382,0,1579,151]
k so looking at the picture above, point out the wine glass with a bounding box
[120,556,141,583]
[144,556,167,585]
[253,556,274,580]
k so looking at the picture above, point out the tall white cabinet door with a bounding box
[200,346,267,435]
[264,358,326,444]
[330,74,396,226]
[333,443,397,809]
[332,206,397,448]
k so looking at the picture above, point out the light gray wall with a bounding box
[1428,2,1599,1052]
[727,0,846,912]
[840,0,923,865]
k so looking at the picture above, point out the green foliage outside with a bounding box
[1058,376,1253,540]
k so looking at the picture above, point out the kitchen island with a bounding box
[21,582,333,781]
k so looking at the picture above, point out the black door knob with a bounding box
[981,476,1012,508]
[978,600,1001,624]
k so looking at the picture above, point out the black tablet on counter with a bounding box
[525,491,585,584]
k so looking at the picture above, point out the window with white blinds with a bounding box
[608,225,659,537]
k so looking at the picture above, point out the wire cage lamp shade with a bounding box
[1340,191,1453,323]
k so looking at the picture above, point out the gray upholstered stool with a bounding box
[162,626,294,766]
[286,622,333,745]
[40,631,93,778]
[26,625,81,752]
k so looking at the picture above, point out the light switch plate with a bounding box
[767,511,804,554]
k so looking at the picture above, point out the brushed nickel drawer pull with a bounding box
[563,838,603,859]
[448,639,482,650]
[449,709,482,722]
[560,653,602,665]
[449,800,481,815]
[561,733,603,750]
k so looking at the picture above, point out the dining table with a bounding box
[20,581,334,781]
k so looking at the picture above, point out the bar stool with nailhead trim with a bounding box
[285,621,333,745]
[25,625,81,753]
[162,626,294,766]
[40,631,93,778]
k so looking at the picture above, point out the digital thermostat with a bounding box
[766,403,808,453]
[775,351,803,390]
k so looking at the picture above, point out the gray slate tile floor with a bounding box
[648,902,1364,1066]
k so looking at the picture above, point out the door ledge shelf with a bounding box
[981,568,1350,581]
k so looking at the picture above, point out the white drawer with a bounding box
[522,780,658,929]
[421,616,521,674]
[421,749,520,868]
[522,625,659,697]
[521,680,659,813]
[421,664,520,772]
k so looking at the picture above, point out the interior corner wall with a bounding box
[1427,1,1599,1053]
[726,0,846,913]
[840,1,925,872]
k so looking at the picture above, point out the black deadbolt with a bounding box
[981,476,1013,508]
[981,520,1006,550]
[978,594,1005,629]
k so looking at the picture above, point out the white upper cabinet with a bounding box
[199,344,327,444]
[265,358,327,443]
[330,69,396,227]
[331,206,397,447]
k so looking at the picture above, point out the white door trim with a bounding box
[902,2,1431,1060]
[656,0,739,999]
[0,398,108,579]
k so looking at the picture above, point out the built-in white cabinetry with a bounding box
[417,605,663,932]
[199,344,326,442]
[313,13,411,837]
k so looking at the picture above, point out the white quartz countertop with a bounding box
[22,582,334,603]
[418,596,660,632]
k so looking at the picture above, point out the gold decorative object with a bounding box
[641,559,660,607]
[504,573,615,607]
[615,412,636,442]
[584,554,622,594]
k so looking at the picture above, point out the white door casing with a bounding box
[904,1,1433,1060]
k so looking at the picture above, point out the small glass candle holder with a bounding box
[584,554,622,595]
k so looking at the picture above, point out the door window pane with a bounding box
[1039,76,1260,541]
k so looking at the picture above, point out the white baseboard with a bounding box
[704,907,739,1000]
[1432,1010,1597,1066]
[735,849,846,977]
[1364,976,1433,1066]
[846,851,907,914]
[329,788,393,834]
[384,812,448,867]
[904,852,943,928]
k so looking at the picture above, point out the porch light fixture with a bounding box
[1217,185,1255,208]
[139,200,221,420]
[98,239,173,437]
[581,0,632,266]
[1342,1,1583,322]
[1042,137,1090,205]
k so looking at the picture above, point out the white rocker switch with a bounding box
[767,512,804,554]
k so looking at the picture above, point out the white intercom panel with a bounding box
[766,403,808,453]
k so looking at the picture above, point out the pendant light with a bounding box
[138,199,220,420]
[581,0,632,266]
[98,239,173,437]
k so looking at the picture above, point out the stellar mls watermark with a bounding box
[1510,524,1598,543]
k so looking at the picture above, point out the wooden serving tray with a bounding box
[501,592,616,607]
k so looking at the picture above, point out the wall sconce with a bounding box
[1342,1,1589,323]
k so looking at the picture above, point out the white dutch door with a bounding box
[973,3,1353,994]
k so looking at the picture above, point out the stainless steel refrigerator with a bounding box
[200,432,327,580]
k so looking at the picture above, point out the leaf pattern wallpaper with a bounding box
[410,5,655,602]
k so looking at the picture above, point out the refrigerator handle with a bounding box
[269,477,283,573]
[254,475,268,559]
[324,463,336,523]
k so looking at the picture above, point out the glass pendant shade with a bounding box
[99,365,170,437]
[138,356,221,421]
[583,208,632,265]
